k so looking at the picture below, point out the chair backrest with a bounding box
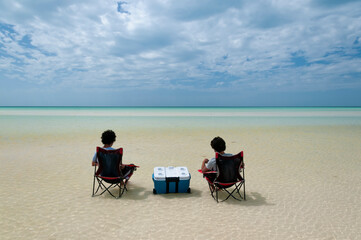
[95,147,123,177]
[215,151,244,183]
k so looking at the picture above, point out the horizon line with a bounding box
[1,105,361,108]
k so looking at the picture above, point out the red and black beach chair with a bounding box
[92,147,138,199]
[200,151,245,203]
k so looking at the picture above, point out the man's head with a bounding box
[210,136,226,153]
[101,130,116,145]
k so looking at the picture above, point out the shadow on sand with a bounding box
[150,188,203,199]
[96,183,272,206]
[94,184,153,200]
[212,191,274,206]
[121,185,153,200]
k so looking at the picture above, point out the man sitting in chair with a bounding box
[92,130,135,177]
[201,136,232,181]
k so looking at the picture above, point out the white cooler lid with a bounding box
[155,166,191,180]
[165,166,178,178]
[176,166,190,180]
[154,167,166,180]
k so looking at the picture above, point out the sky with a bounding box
[0,0,361,106]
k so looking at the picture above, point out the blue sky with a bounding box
[0,0,361,106]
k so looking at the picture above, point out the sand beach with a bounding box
[0,107,361,239]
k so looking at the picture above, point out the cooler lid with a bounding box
[176,166,190,180]
[165,166,178,178]
[154,167,166,180]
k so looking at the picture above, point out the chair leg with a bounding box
[92,175,96,196]
[118,183,122,198]
[99,181,115,197]
[216,187,219,203]
[93,177,103,196]
[117,180,128,198]
[221,188,239,202]
[243,181,246,200]
[124,179,129,192]
[243,168,246,200]
[208,182,217,201]
[92,166,98,196]
[217,182,245,202]
[93,177,126,199]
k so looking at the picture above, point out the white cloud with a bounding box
[0,0,360,94]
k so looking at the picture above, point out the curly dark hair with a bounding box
[210,136,226,153]
[101,130,116,145]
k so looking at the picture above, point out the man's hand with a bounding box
[201,158,210,173]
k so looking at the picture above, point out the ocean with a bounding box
[1,107,361,136]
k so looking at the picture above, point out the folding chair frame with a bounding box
[92,166,128,199]
[203,151,246,203]
[91,147,137,199]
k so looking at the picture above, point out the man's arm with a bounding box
[201,158,210,173]
[92,152,98,166]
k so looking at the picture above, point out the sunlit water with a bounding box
[1,107,361,135]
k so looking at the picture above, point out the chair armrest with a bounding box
[198,169,217,174]
[124,164,139,168]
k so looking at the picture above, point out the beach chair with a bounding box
[200,151,245,203]
[92,147,138,199]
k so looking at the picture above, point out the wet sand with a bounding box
[1,125,361,239]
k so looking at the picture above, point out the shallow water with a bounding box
[1,107,361,136]
[1,107,361,239]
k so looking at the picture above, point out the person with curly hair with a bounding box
[201,136,232,173]
[91,129,117,166]
[91,130,136,177]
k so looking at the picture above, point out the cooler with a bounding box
[152,166,191,194]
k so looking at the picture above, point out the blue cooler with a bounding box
[152,166,191,194]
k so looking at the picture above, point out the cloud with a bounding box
[312,0,361,8]
[0,0,360,105]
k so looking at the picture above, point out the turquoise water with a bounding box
[1,106,361,114]
[1,107,361,135]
